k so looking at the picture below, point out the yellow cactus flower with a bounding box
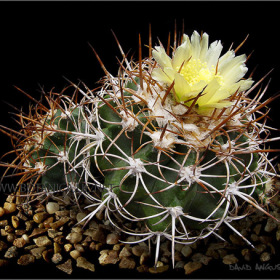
[151,31,254,113]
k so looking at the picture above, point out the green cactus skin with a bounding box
[26,108,86,191]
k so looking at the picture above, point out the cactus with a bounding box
[1,29,279,267]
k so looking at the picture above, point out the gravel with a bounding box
[1,188,280,277]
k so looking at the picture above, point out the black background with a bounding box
[1,1,280,279]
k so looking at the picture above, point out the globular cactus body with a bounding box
[2,30,279,266]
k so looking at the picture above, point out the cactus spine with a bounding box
[2,30,279,267]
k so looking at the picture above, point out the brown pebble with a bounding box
[119,247,132,258]
[229,234,245,246]
[149,265,169,274]
[260,252,271,262]
[16,212,28,222]
[54,235,65,245]
[15,229,26,236]
[24,245,37,251]
[35,205,45,213]
[34,235,52,247]
[155,261,164,267]
[46,202,60,215]
[76,256,95,272]
[6,195,15,203]
[11,216,20,229]
[140,252,150,265]
[17,254,35,265]
[184,261,202,275]
[205,248,219,259]
[0,240,8,251]
[71,227,84,234]
[0,207,5,217]
[253,224,262,235]
[38,223,44,229]
[6,233,16,243]
[4,246,18,258]
[4,225,13,233]
[13,237,26,248]
[42,249,53,263]
[76,212,87,225]
[56,259,73,275]
[30,247,46,259]
[106,233,120,245]
[0,220,8,227]
[191,253,212,265]
[95,209,104,221]
[276,229,280,241]
[174,251,183,262]
[254,244,267,254]
[47,229,63,239]
[29,228,48,238]
[113,244,123,251]
[119,257,136,269]
[70,250,81,260]
[1,229,7,236]
[181,245,192,257]
[25,220,34,232]
[83,236,92,243]
[52,253,63,264]
[64,243,73,252]
[3,202,17,214]
[43,217,54,228]
[175,261,185,270]
[54,242,61,254]
[250,233,259,242]
[241,249,251,262]
[264,218,277,233]
[74,244,85,253]
[83,227,106,243]
[89,242,95,251]
[50,217,70,230]
[66,232,83,244]
[95,242,103,251]
[81,241,89,248]
[33,212,48,224]
[137,265,149,273]
[55,210,70,217]
[223,254,239,265]
[99,250,119,265]
[132,245,149,257]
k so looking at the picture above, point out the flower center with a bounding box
[178,58,223,86]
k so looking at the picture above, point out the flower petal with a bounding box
[191,31,201,59]
[199,32,209,61]
[152,46,172,68]
[151,68,173,84]
[227,78,254,93]
[223,64,248,85]
[182,34,191,45]
[172,41,191,69]
[219,54,247,77]
[197,101,233,113]
[206,40,223,68]
[196,79,220,105]
[174,73,192,102]
[218,50,235,72]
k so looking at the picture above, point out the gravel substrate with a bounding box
[1,185,280,277]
